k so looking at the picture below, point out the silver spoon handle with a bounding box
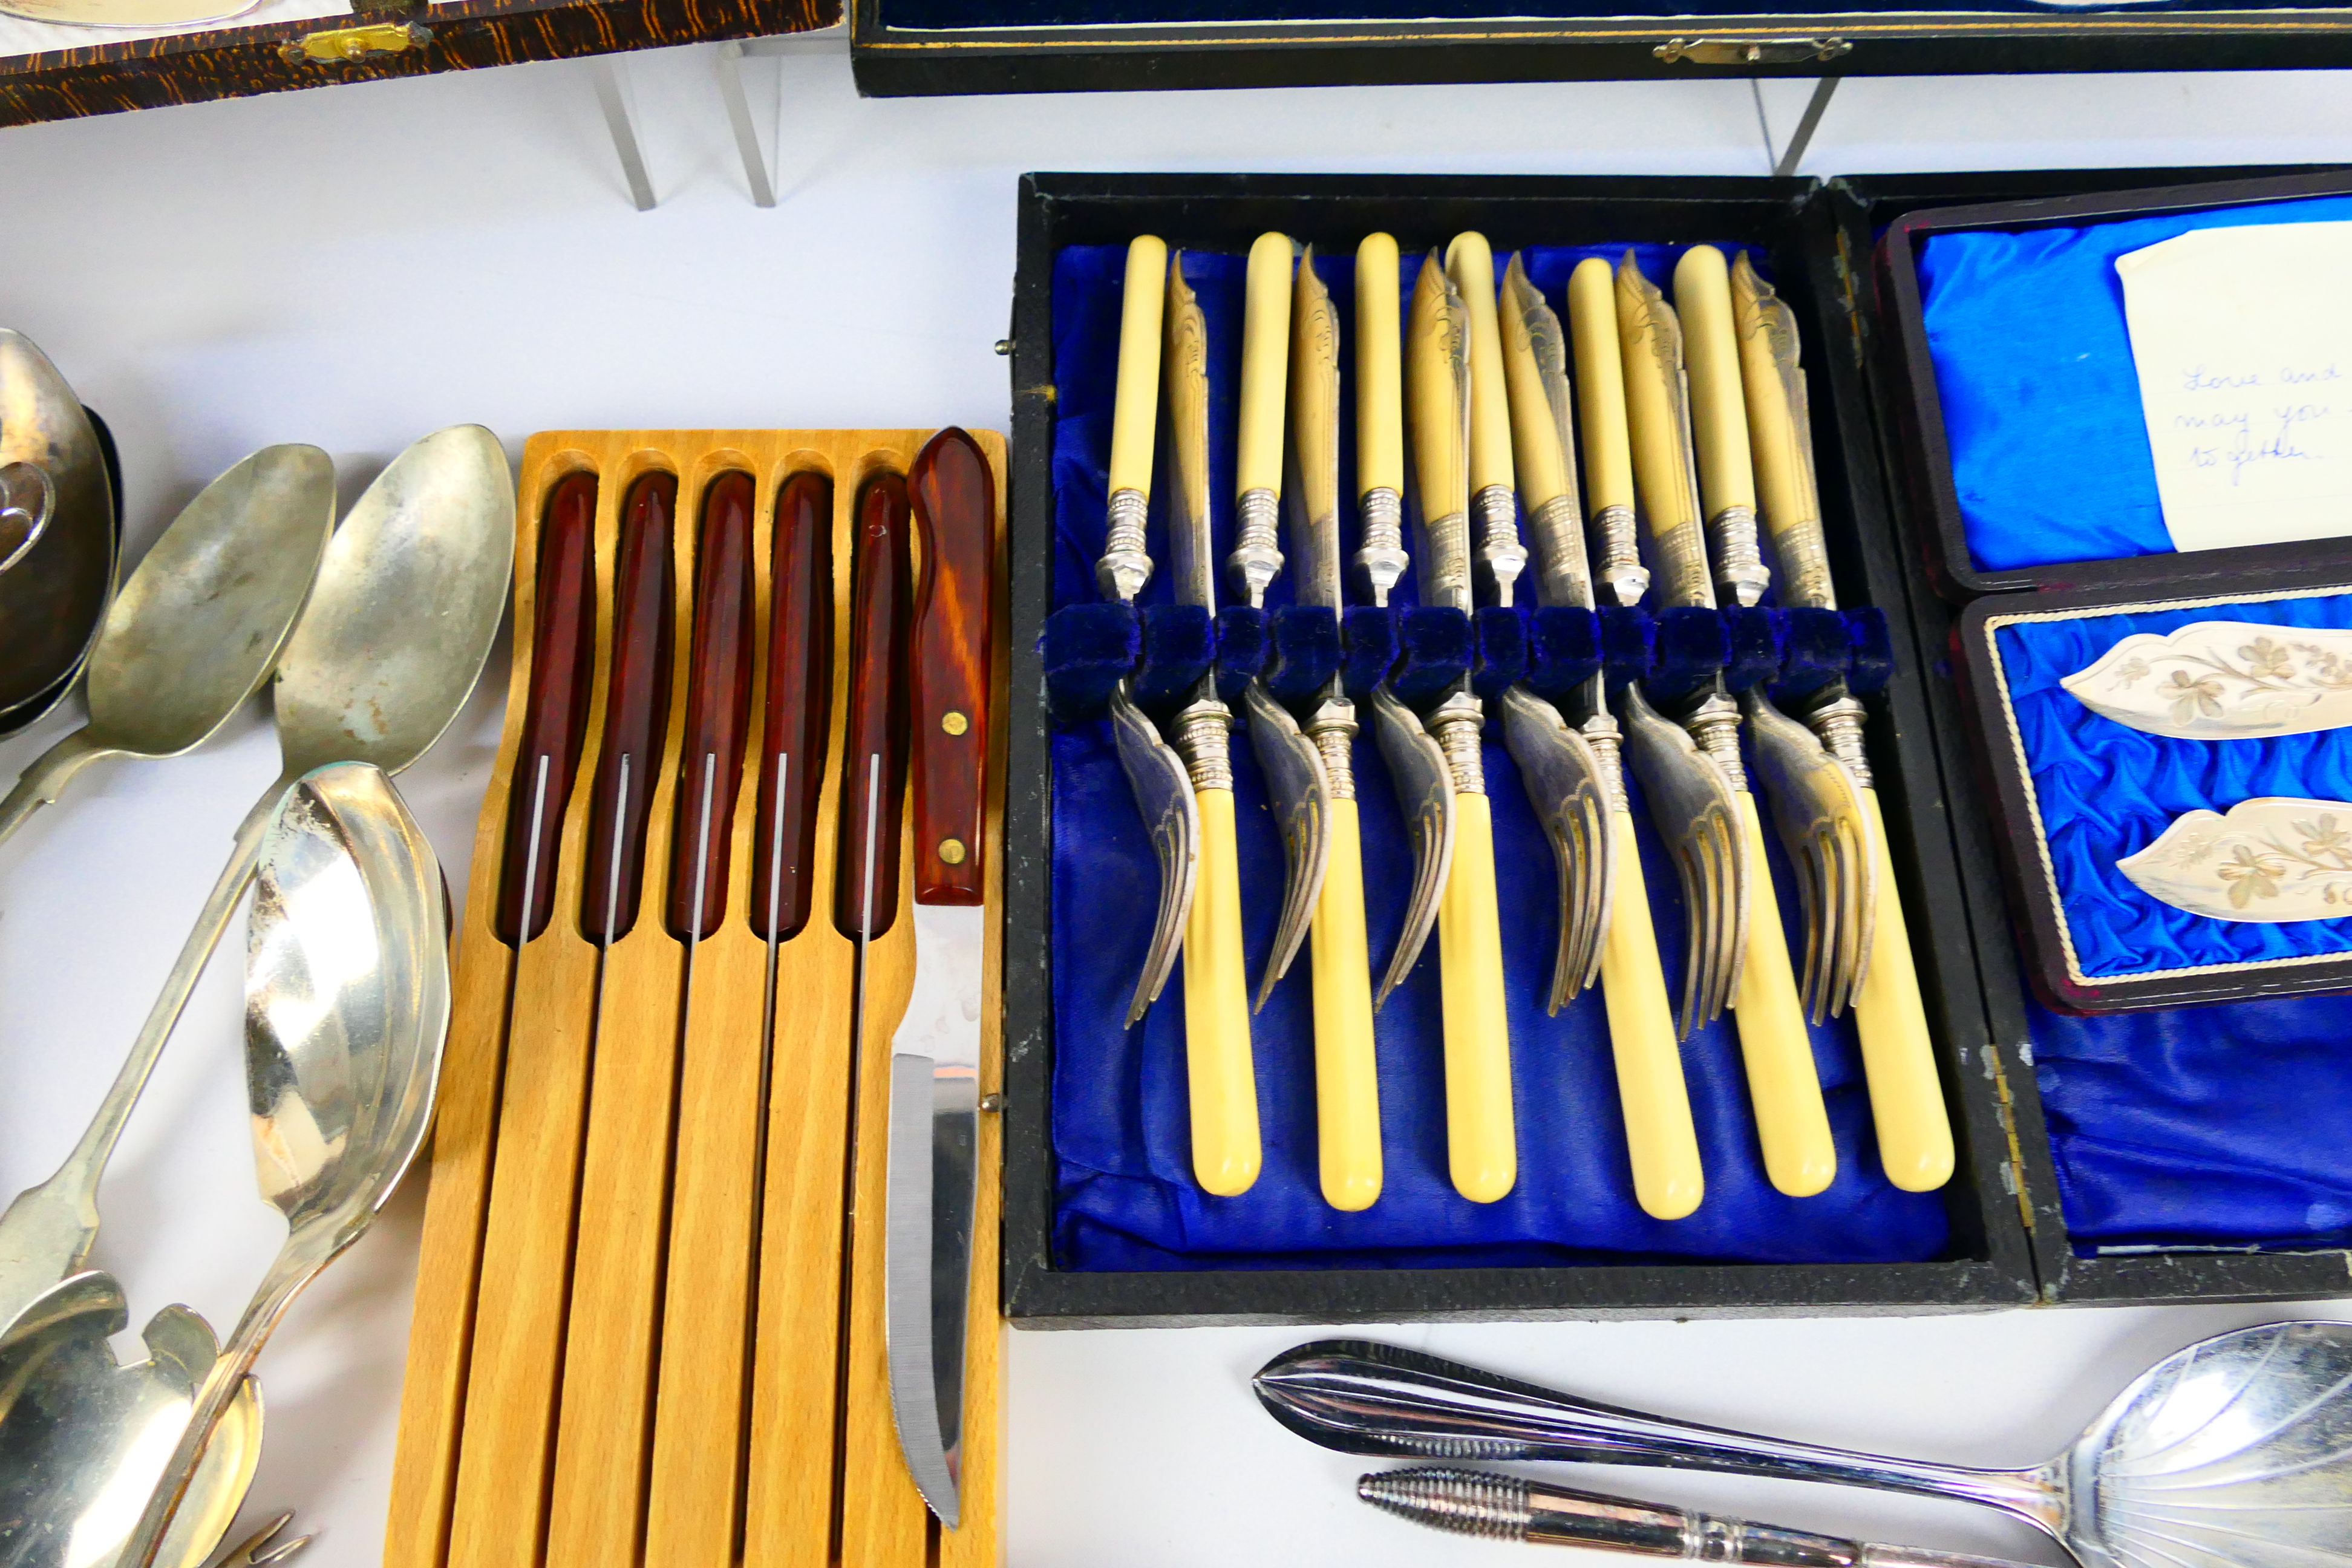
[123,1224,359,1568]
[1361,1467,2033,1568]
[0,725,113,851]
[0,782,281,1330]
[1256,1343,2054,1527]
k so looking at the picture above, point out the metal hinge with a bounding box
[1655,36,1852,64]
[279,19,431,64]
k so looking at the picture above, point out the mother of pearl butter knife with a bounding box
[2063,621,2352,738]
[2120,797,2352,921]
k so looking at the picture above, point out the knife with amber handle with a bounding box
[1731,250,1952,1193]
[1164,251,1261,1198]
[1621,250,1834,1199]
[1497,254,1702,1223]
[1407,247,1513,1206]
[886,426,995,1527]
[1289,247,1382,1212]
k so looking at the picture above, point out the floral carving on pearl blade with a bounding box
[2119,797,2352,921]
[2062,621,2352,737]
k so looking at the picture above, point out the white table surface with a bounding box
[6,45,2352,1567]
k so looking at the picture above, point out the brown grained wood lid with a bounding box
[0,0,837,130]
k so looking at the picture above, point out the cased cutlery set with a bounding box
[384,427,1007,1568]
[1069,230,1953,1220]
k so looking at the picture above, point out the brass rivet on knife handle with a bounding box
[1673,246,1769,610]
[911,428,994,904]
[495,472,598,947]
[1731,251,1951,1193]
[751,471,835,944]
[1566,257,1647,607]
[1354,233,1406,606]
[1101,235,1166,604]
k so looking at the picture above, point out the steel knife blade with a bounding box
[886,427,995,1528]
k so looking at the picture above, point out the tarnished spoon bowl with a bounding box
[0,1271,264,1568]
[0,445,335,850]
[0,331,115,716]
[1256,1325,2352,1568]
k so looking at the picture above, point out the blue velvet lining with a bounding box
[1916,194,2352,572]
[893,0,2270,33]
[1995,591,2352,1253]
[1047,240,1948,1270]
[1992,592,2352,981]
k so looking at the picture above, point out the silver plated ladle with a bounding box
[0,444,336,850]
[0,425,511,1337]
[1255,1329,2352,1568]
[118,759,450,1568]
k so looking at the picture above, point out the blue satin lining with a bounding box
[1994,593,2352,1252]
[1993,593,2352,979]
[1917,194,2352,572]
[1047,241,1949,1270]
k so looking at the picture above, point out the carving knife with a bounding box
[1357,231,1452,1011]
[1289,245,1382,1212]
[1231,231,1333,1013]
[1497,253,1702,1223]
[1408,247,1514,1205]
[1618,250,1835,1199]
[1165,249,1262,1197]
[885,426,996,1527]
[1731,250,1952,1192]
[1098,234,1201,1027]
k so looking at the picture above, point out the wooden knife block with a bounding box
[385,429,1008,1568]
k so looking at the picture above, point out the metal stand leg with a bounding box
[1753,75,1841,179]
[714,41,777,208]
[592,58,656,212]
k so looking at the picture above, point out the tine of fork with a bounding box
[1710,812,1739,1024]
[1826,829,1853,1018]
[1839,819,1869,1015]
[1674,841,1704,1039]
[1796,835,1826,1025]
[1578,796,1605,991]
[1694,825,1725,1031]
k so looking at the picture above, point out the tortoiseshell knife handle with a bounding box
[908,429,994,908]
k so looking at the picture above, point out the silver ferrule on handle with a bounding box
[1172,697,1234,791]
[1771,521,1837,612]
[1473,483,1527,608]
[1428,691,1486,795]
[1357,486,1407,607]
[1581,711,1628,812]
[1229,486,1283,608]
[1527,494,1592,611]
[1097,486,1152,603]
[1682,688,1747,792]
[1805,692,1873,789]
[1307,691,1358,801]
[1592,503,1649,606]
[1417,506,1473,615]
[1708,503,1770,608]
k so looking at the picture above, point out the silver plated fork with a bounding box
[1745,690,1876,1021]
[1619,685,1746,1034]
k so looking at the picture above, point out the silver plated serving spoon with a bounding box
[0,425,511,1337]
[1256,1328,2352,1568]
[118,759,450,1568]
[0,444,335,850]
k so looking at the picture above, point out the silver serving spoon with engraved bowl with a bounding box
[0,444,336,849]
[1257,1328,2352,1568]
[0,425,512,1339]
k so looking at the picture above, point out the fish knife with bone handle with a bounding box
[1730,249,1952,1194]
[1406,244,1515,1206]
[1618,247,1835,1200]
[1495,249,1702,1223]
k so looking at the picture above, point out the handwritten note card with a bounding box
[2118,221,2352,552]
